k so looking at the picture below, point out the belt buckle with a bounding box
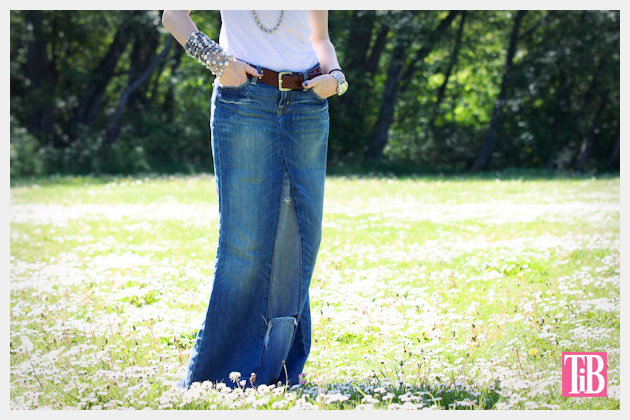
[278,71,292,91]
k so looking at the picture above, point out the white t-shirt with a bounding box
[219,10,320,72]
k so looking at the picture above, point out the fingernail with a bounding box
[303,81,308,86]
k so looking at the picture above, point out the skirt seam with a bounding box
[253,159,285,380]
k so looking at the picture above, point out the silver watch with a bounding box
[330,71,348,96]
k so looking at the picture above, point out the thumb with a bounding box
[244,64,263,77]
[301,77,321,89]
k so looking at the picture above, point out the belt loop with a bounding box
[252,65,262,85]
[302,70,309,91]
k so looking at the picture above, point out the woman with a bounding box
[161,10,348,390]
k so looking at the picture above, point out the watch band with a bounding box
[329,68,345,76]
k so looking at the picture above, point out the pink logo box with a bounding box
[562,352,607,397]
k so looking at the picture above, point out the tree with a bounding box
[9,10,619,175]
[24,11,56,146]
[66,13,136,143]
[106,35,173,144]
[470,10,527,171]
[365,10,459,161]
[429,11,467,131]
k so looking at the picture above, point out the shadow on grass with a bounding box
[326,160,619,181]
[281,375,501,410]
[10,164,619,189]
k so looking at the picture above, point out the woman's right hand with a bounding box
[219,58,263,87]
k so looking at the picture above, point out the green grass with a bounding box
[10,172,619,409]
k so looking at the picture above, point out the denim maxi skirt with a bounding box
[180,66,329,389]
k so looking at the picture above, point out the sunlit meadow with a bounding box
[10,171,619,410]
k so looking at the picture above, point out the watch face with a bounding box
[333,74,348,96]
[337,79,348,95]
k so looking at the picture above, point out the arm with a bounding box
[308,10,341,75]
[302,10,346,98]
[161,10,197,47]
[161,10,262,86]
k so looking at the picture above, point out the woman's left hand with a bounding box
[301,74,337,99]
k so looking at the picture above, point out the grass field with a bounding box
[9,171,620,410]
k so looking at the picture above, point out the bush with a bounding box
[10,116,50,177]
[61,127,107,174]
[107,137,152,174]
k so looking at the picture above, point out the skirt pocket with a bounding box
[309,87,327,102]
[218,77,252,90]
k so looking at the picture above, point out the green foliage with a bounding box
[10,116,46,177]
[9,10,619,176]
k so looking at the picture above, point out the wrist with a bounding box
[329,68,345,78]
[329,71,348,96]
[184,31,233,78]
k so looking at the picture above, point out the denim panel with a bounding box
[276,287,312,385]
[180,71,328,390]
[268,165,301,320]
[256,316,297,384]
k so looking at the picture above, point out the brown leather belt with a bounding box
[247,64,322,91]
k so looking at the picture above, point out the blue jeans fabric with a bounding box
[180,66,329,389]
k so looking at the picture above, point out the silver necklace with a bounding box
[252,10,284,34]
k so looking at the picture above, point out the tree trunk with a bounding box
[67,17,135,142]
[607,128,620,169]
[364,39,410,160]
[337,13,390,156]
[400,11,460,87]
[364,22,390,76]
[545,69,574,170]
[573,55,606,171]
[471,10,527,172]
[429,11,467,130]
[128,24,161,112]
[24,10,56,146]
[162,46,184,121]
[106,36,173,144]
[545,11,588,170]
[346,11,376,70]
[148,48,170,107]
[575,90,607,172]
[365,11,459,160]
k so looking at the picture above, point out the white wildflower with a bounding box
[20,336,33,353]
